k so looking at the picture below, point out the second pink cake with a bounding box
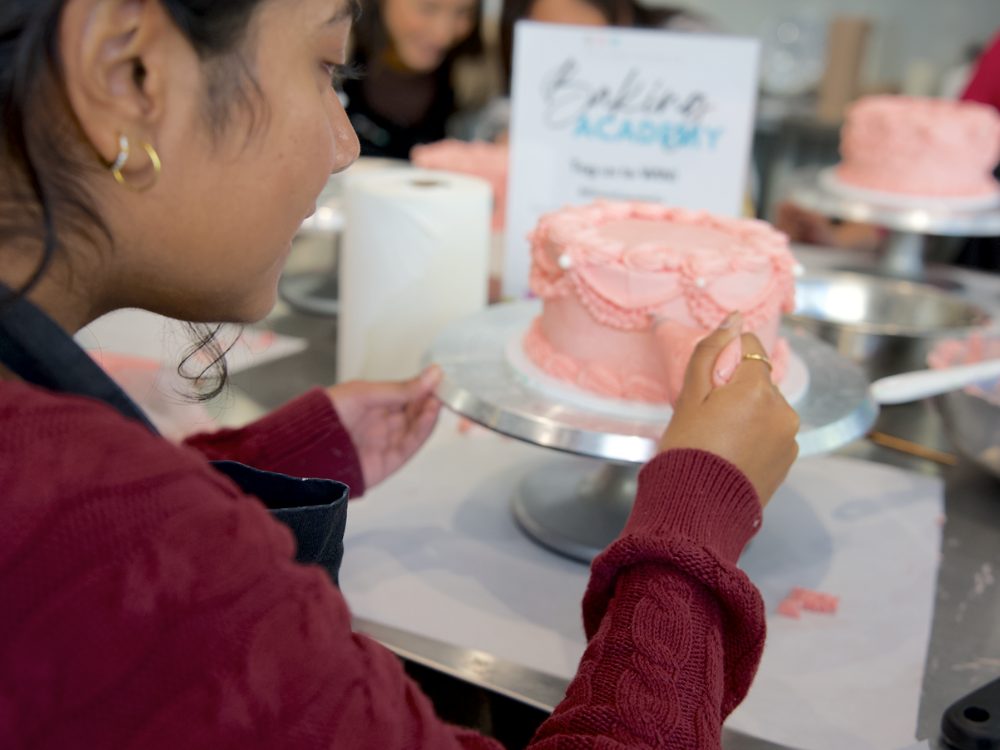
[835,95,1000,197]
[525,201,798,405]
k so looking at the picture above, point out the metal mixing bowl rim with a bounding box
[790,272,993,339]
[783,312,993,339]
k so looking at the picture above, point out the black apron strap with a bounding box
[212,462,349,586]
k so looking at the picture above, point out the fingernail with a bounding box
[421,364,443,386]
[718,310,741,330]
[712,335,743,388]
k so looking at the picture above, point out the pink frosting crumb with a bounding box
[776,599,802,619]
[777,587,840,618]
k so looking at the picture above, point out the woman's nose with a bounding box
[330,104,360,175]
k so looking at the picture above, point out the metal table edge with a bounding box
[355,617,804,748]
[352,617,572,713]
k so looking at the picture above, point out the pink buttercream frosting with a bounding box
[525,200,797,405]
[835,95,1000,197]
[524,318,672,403]
[410,139,509,231]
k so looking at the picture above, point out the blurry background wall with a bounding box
[479,0,999,97]
[661,0,997,96]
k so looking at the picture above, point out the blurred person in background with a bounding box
[472,0,707,142]
[344,0,484,157]
[953,28,1000,270]
[962,29,1000,112]
[501,0,707,87]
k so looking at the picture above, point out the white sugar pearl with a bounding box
[695,277,707,288]
[793,263,806,277]
[558,254,573,270]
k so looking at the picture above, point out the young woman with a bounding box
[344,0,482,157]
[0,1,799,748]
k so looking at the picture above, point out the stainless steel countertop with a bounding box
[234,245,1000,748]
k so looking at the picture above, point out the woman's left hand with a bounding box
[326,366,444,489]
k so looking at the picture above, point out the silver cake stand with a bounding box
[428,300,878,562]
[789,177,1000,288]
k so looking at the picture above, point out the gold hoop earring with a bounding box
[109,135,161,193]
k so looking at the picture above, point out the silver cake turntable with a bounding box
[789,169,1000,289]
[428,300,877,562]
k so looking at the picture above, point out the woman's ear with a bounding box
[59,0,189,169]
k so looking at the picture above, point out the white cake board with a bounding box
[504,331,810,423]
[819,166,1000,212]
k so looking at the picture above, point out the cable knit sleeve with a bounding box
[526,449,766,750]
[0,384,764,750]
[183,386,366,497]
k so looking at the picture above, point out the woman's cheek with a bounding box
[286,104,336,206]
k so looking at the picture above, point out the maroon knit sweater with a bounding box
[0,380,766,749]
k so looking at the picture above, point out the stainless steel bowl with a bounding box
[930,336,1000,479]
[935,390,1000,478]
[785,272,991,381]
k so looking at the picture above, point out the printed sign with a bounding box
[504,22,761,298]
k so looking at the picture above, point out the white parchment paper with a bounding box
[728,457,943,750]
[341,413,943,750]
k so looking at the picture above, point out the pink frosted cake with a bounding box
[525,201,798,405]
[835,95,1000,197]
[410,139,509,231]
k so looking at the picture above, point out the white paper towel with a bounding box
[337,168,492,382]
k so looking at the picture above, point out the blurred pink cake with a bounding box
[410,139,509,231]
[525,201,798,405]
[835,96,1000,197]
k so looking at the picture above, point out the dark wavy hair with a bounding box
[0,0,272,399]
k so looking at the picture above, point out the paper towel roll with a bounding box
[337,168,492,383]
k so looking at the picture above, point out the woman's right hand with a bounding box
[658,312,800,506]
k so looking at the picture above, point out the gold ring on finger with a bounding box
[742,353,773,372]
